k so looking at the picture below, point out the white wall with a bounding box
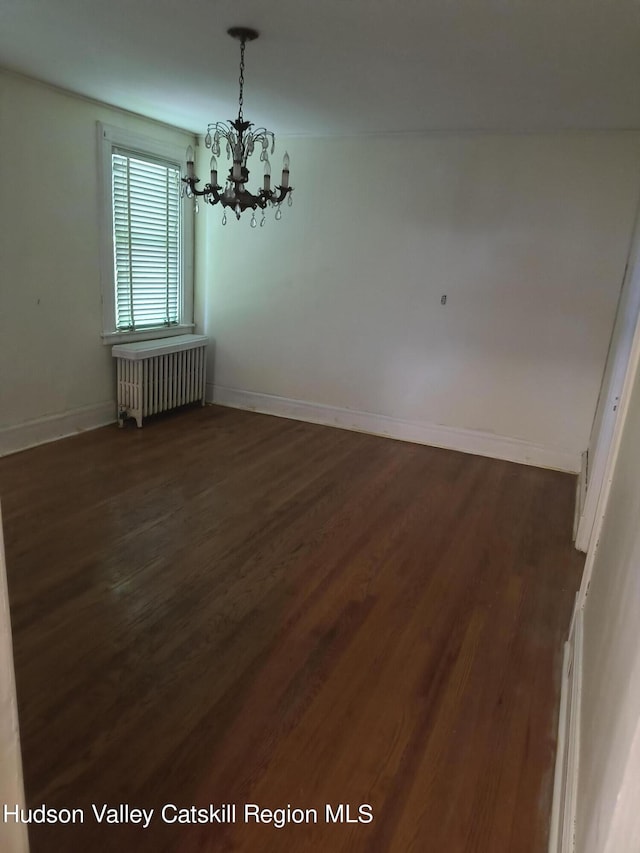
[573,318,640,852]
[198,132,640,471]
[2,69,639,471]
[0,69,194,453]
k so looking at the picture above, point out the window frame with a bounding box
[98,122,194,344]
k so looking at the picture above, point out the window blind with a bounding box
[112,152,181,331]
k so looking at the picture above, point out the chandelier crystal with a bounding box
[182,27,293,226]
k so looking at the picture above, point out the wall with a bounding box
[574,330,640,851]
[2,69,639,471]
[0,69,194,454]
[573,323,640,852]
[198,132,640,471]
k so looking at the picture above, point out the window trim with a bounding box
[98,122,195,345]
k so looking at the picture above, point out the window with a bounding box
[99,123,194,344]
[112,152,180,331]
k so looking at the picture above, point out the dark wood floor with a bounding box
[0,405,584,853]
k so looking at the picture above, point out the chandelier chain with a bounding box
[238,38,245,122]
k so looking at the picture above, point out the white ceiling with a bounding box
[1,0,640,136]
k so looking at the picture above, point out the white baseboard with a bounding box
[549,602,583,853]
[207,384,581,473]
[0,401,116,457]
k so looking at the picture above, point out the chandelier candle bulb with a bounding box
[264,161,271,192]
[281,152,290,188]
[186,145,195,179]
[210,156,217,186]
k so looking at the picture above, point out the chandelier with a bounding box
[182,27,293,227]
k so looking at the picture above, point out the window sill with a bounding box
[102,325,195,346]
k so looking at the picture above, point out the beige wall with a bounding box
[0,69,194,440]
[198,132,640,469]
[576,336,640,852]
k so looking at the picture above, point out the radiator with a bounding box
[111,334,208,428]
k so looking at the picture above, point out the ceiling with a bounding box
[1,0,640,136]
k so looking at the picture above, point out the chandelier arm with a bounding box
[181,177,222,199]
[206,184,223,204]
[271,186,294,205]
[182,176,204,196]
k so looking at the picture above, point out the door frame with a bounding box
[575,200,640,553]
[0,502,29,852]
[576,257,640,607]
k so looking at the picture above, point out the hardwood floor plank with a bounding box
[0,406,584,852]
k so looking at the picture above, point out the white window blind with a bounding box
[112,151,181,331]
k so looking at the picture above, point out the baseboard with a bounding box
[0,401,116,457]
[549,602,583,853]
[207,384,581,473]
